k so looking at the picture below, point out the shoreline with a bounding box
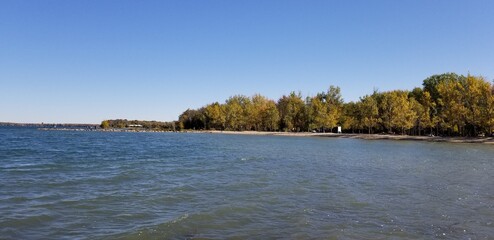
[203,130,494,144]
[33,126,494,144]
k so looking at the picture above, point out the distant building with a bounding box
[128,124,143,128]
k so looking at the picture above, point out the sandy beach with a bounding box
[204,130,494,144]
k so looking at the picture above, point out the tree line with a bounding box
[101,119,176,131]
[178,73,494,137]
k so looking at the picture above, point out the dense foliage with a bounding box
[100,119,177,131]
[178,73,494,136]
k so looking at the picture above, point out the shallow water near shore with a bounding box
[1,127,494,239]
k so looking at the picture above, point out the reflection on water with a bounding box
[1,127,493,239]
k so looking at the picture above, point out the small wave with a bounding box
[2,214,56,228]
[238,156,265,161]
[1,161,56,172]
[170,213,189,224]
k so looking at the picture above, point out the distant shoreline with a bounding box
[0,122,98,127]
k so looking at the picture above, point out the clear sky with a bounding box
[1,0,493,123]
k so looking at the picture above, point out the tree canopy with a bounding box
[174,73,493,136]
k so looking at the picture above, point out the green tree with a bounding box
[249,94,280,131]
[410,91,434,135]
[307,86,343,132]
[178,108,206,130]
[308,95,328,132]
[437,79,467,135]
[325,86,344,132]
[423,73,465,102]
[204,102,225,130]
[224,95,251,131]
[359,94,380,134]
[379,91,395,133]
[462,75,493,136]
[420,91,438,135]
[393,92,416,134]
[262,99,280,131]
[486,86,494,135]
[248,94,265,131]
[341,102,360,133]
[277,92,307,132]
[379,90,415,134]
[100,120,110,129]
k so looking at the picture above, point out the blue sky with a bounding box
[1,0,493,123]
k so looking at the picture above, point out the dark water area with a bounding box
[1,127,493,239]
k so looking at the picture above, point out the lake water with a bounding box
[1,127,494,239]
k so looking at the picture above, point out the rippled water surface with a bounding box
[1,127,494,239]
